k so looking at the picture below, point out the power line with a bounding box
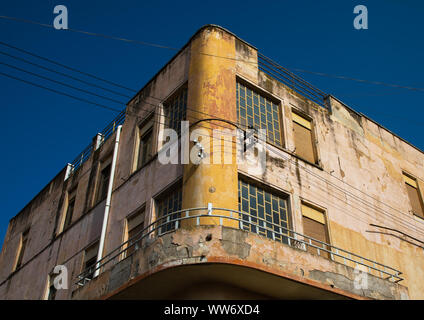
[291,68,424,92]
[0,16,179,51]
[1,33,423,238]
[1,15,424,93]
[4,62,422,235]
[0,39,137,92]
[1,62,126,105]
[3,65,423,238]
[0,50,132,98]
[0,71,122,113]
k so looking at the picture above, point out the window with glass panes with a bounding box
[125,209,145,257]
[156,186,182,235]
[82,241,99,280]
[238,179,289,244]
[236,82,282,146]
[164,87,187,135]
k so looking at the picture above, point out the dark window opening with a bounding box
[97,164,111,202]
[137,128,153,169]
[15,229,29,270]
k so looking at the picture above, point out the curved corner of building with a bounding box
[71,225,409,300]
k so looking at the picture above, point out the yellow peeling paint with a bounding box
[328,219,424,299]
[182,27,239,228]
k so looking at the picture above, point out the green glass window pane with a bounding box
[257,193,264,205]
[265,202,271,214]
[258,205,264,218]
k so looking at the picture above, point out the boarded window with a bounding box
[15,229,29,270]
[125,209,145,257]
[82,241,99,280]
[156,185,182,235]
[238,179,290,244]
[403,173,424,217]
[302,204,330,259]
[292,112,317,164]
[236,82,282,147]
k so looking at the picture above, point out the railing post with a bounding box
[94,133,105,150]
[64,163,74,181]
[208,203,213,215]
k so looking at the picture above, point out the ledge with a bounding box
[72,225,409,300]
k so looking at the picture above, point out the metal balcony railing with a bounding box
[258,53,328,109]
[69,110,126,173]
[76,205,403,287]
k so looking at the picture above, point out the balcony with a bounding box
[74,206,407,300]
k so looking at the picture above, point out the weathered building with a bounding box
[1,25,423,300]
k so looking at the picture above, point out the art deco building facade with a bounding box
[1,25,423,300]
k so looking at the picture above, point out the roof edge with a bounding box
[329,94,424,155]
[126,24,257,106]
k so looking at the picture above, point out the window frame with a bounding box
[59,186,77,234]
[13,228,29,271]
[402,171,424,218]
[236,79,285,149]
[163,85,188,134]
[300,201,331,259]
[154,180,183,236]
[94,156,112,205]
[157,84,188,153]
[81,240,100,280]
[132,115,155,173]
[122,206,146,259]
[43,273,57,300]
[291,109,319,165]
[237,174,292,244]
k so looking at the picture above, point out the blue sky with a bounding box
[0,0,423,245]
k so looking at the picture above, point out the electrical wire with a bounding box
[2,38,424,237]
[0,50,132,98]
[1,15,424,93]
[1,62,126,105]
[0,71,122,113]
[0,39,137,92]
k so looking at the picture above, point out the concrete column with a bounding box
[182,27,239,228]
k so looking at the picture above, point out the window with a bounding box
[403,173,424,218]
[134,117,154,171]
[164,87,187,134]
[45,274,57,300]
[14,229,29,270]
[61,188,76,232]
[82,241,99,280]
[96,160,111,203]
[238,179,289,244]
[301,203,330,258]
[125,209,145,257]
[236,82,282,147]
[156,185,182,235]
[292,112,317,164]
